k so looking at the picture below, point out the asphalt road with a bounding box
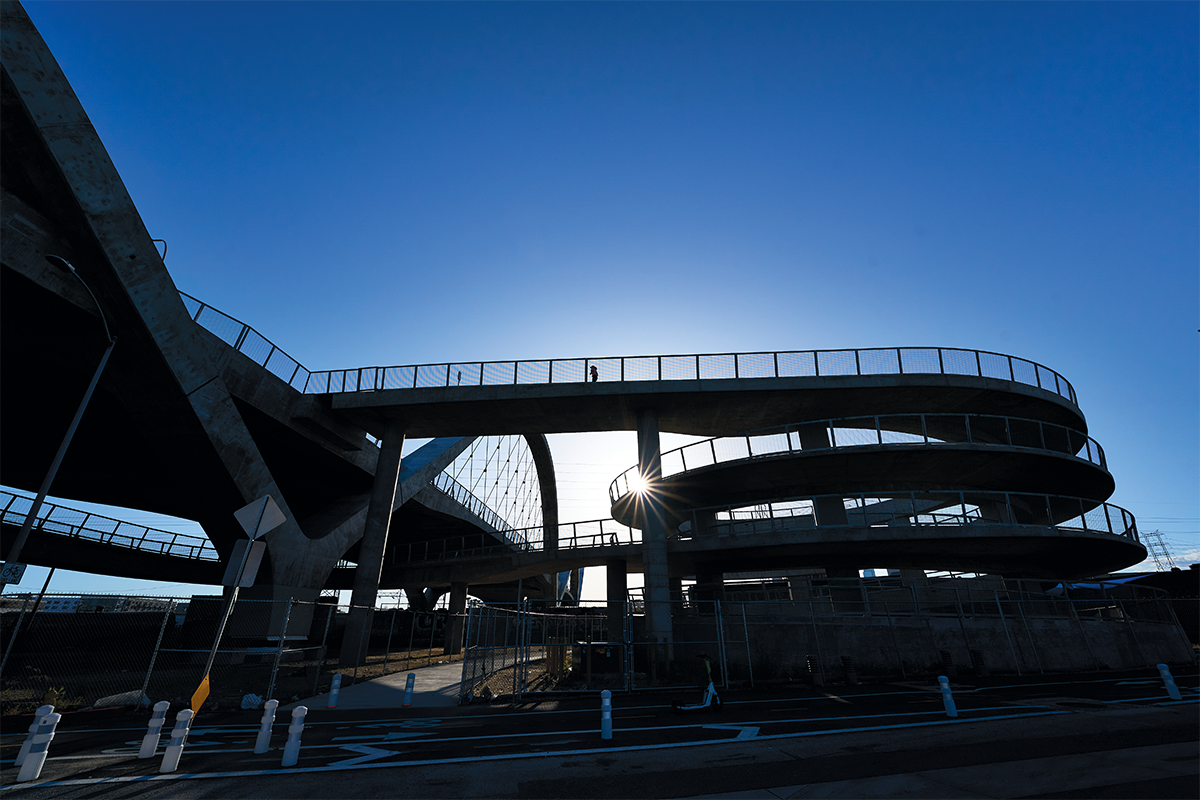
[2,668,1196,799]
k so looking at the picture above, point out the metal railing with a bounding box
[610,414,1107,504]
[388,491,1138,568]
[303,347,1078,404]
[429,472,541,550]
[176,294,1077,411]
[0,491,218,562]
[179,292,311,391]
[690,491,1139,543]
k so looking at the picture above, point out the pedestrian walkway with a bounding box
[282,660,463,711]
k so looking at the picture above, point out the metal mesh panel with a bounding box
[748,432,789,457]
[860,348,901,374]
[830,426,876,447]
[623,357,659,381]
[481,361,516,386]
[445,363,475,386]
[194,307,243,346]
[899,348,940,374]
[879,416,925,444]
[1041,424,1073,455]
[179,294,202,319]
[516,361,550,384]
[554,359,587,383]
[966,415,1008,445]
[680,440,716,469]
[239,329,273,364]
[940,349,979,376]
[660,450,686,477]
[264,350,302,385]
[776,351,816,377]
[661,355,698,381]
[698,354,736,379]
[415,364,450,388]
[588,358,620,383]
[1035,365,1056,393]
[979,351,1012,380]
[737,353,776,379]
[1011,359,1038,386]
[1008,418,1043,450]
[382,366,415,390]
[305,372,331,393]
[712,437,751,462]
[816,350,857,376]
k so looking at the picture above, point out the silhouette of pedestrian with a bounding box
[457,370,462,385]
[590,365,599,383]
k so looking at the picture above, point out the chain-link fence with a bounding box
[0,593,459,716]
[459,602,614,703]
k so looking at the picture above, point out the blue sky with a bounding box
[9,1,1198,599]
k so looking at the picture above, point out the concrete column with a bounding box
[606,559,628,642]
[637,408,674,658]
[340,418,406,667]
[443,582,468,655]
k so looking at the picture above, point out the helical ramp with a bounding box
[609,391,1143,581]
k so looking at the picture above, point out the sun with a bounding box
[628,473,650,495]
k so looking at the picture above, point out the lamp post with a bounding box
[0,255,117,592]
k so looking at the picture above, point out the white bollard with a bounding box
[138,701,171,759]
[600,689,613,740]
[14,705,54,767]
[1157,663,1183,701]
[17,712,61,782]
[402,673,416,707]
[281,706,307,767]
[158,708,193,774]
[327,674,342,708]
[938,675,958,718]
[254,699,279,754]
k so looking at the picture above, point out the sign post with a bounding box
[192,496,285,713]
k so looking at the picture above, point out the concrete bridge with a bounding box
[0,2,1144,664]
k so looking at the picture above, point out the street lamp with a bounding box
[0,256,117,592]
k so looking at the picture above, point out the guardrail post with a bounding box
[1157,664,1182,700]
[281,706,307,767]
[403,672,416,707]
[600,690,613,739]
[254,699,279,753]
[158,708,193,774]
[17,711,61,782]
[138,701,171,759]
[14,704,54,767]
[937,676,957,717]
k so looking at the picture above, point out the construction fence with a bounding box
[458,578,1195,702]
[0,593,456,717]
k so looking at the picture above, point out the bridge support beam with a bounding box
[637,408,674,661]
[340,419,406,668]
[443,582,468,655]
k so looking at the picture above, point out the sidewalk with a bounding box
[282,660,464,711]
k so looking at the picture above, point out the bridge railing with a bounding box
[389,491,1136,568]
[689,492,1138,543]
[302,347,1078,404]
[610,413,1107,505]
[180,292,311,391]
[429,472,541,550]
[0,491,218,562]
